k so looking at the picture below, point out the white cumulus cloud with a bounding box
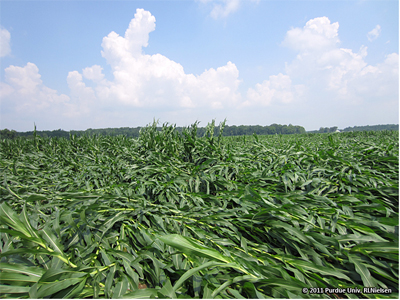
[0,63,102,129]
[282,17,340,52]
[0,27,11,57]
[245,73,306,107]
[1,63,70,115]
[82,65,105,82]
[101,8,156,64]
[69,8,241,111]
[242,16,398,127]
[367,25,381,42]
[282,17,398,104]
[2,10,397,131]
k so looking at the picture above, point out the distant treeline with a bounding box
[341,124,399,132]
[307,124,399,133]
[1,123,398,140]
[1,123,305,139]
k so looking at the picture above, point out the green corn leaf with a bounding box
[351,242,398,253]
[257,278,308,291]
[0,272,40,283]
[101,212,126,238]
[0,247,65,260]
[227,287,246,298]
[159,278,176,299]
[0,284,31,294]
[40,224,64,255]
[36,277,83,298]
[269,220,310,244]
[107,248,136,264]
[0,230,46,249]
[193,274,202,298]
[336,234,388,243]
[211,275,255,298]
[0,202,32,238]
[100,248,113,265]
[21,204,42,240]
[348,253,378,287]
[112,275,129,298]
[285,258,353,281]
[29,282,38,299]
[158,234,233,264]
[0,263,44,278]
[123,260,139,287]
[105,264,116,298]
[39,267,86,283]
[362,263,399,284]
[92,273,100,299]
[53,276,88,299]
[122,289,158,298]
[173,260,224,292]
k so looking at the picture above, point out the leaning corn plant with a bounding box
[0,122,398,298]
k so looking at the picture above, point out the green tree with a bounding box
[0,129,17,139]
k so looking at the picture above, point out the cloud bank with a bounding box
[242,16,398,113]
[1,9,243,130]
[0,62,71,130]
[282,17,397,104]
[245,73,306,107]
[2,63,69,111]
[0,11,398,131]
[239,16,398,128]
[71,9,241,111]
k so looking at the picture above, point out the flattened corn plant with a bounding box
[0,121,398,299]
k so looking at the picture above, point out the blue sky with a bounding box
[0,0,398,132]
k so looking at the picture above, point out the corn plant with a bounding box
[0,122,398,298]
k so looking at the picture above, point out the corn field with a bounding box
[0,121,398,298]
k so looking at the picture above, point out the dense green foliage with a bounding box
[0,121,398,298]
[0,129,18,140]
[307,124,399,134]
[2,123,398,140]
[1,123,306,140]
[341,124,399,132]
